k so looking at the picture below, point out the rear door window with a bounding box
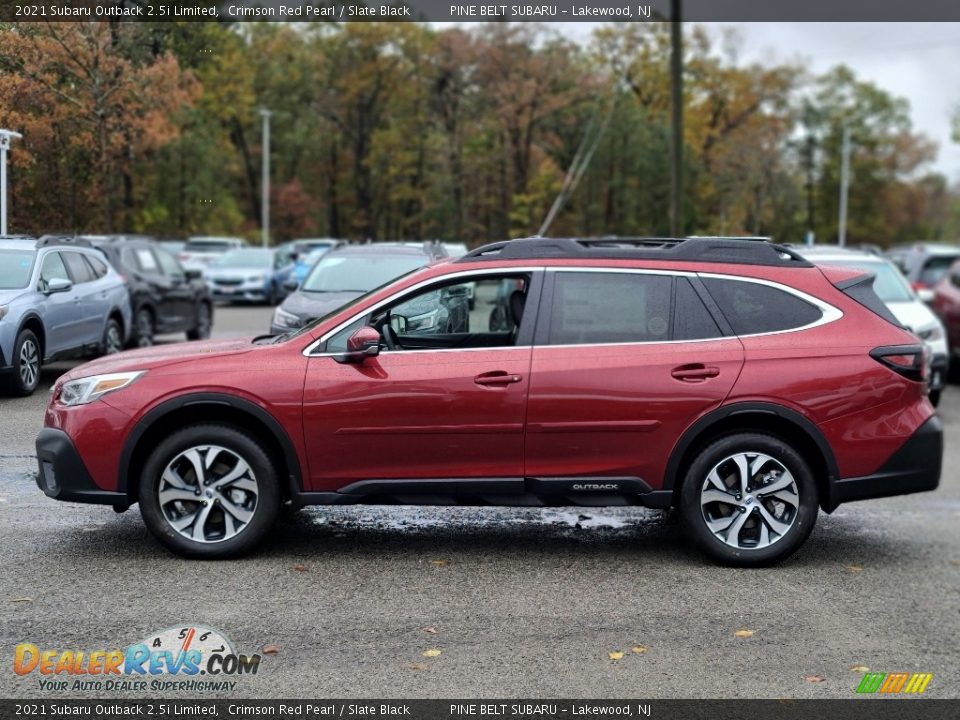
[62,252,95,284]
[546,272,672,345]
[701,277,822,335]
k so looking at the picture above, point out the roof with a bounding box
[331,242,445,259]
[457,236,810,268]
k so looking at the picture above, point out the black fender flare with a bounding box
[117,392,303,499]
[663,401,840,503]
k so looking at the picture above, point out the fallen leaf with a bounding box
[608,651,625,661]
[846,565,864,573]
[408,662,429,671]
[631,645,649,654]
[430,559,449,566]
[422,627,438,635]
[261,644,280,655]
[804,675,827,684]
[292,564,309,572]
[423,648,442,658]
[9,597,32,603]
[850,664,870,673]
[734,629,754,638]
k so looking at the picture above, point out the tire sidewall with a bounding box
[9,328,41,396]
[680,433,819,566]
[134,308,154,347]
[102,318,123,355]
[138,425,281,558]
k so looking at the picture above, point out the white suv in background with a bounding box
[802,246,948,405]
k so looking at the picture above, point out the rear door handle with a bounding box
[671,364,720,382]
[474,371,523,387]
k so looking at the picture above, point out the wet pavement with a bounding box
[1,306,958,699]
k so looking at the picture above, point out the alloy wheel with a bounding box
[136,311,154,347]
[105,324,123,354]
[699,452,799,550]
[158,445,259,544]
[19,339,39,388]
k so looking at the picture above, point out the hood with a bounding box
[60,337,256,381]
[0,288,28,306]
[281,289,363,322]
[886,300,940,333]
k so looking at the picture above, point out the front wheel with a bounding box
[187,302,212,341]
[680,433,818,567]
[138,424,281,558]
[6,328,41,396]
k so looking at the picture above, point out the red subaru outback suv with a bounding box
[35,237,942,565]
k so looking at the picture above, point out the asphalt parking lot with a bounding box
[1,304,958,699]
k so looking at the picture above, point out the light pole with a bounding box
[838,124,851,247]
[0,129,23,236]
[260,109,271,248]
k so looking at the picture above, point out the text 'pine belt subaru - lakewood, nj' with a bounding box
[35,237,942,566]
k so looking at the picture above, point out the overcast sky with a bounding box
[439,21,960,181]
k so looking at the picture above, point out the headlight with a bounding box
[58,371,145,407]
[273,307,303,329]
[917,324,944,342]
[248,273,267,283]
[406,308,439,332]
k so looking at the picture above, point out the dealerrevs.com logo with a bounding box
[14,625,262,693]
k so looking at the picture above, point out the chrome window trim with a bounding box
[301,265,843,357]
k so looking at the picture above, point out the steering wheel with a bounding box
[381,322,398,351]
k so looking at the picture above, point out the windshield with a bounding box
[301,254,427,293]
[211,249,273,269]
[818,259,914,303]
[0,250,35,289]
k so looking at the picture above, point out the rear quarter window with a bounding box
[702,277,822,335]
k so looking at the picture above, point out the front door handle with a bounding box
[474,371,523,387]
[671,364,720,382]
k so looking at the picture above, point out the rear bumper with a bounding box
[825,414,942,512]
[35,428,127,506]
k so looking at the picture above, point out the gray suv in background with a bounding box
[0,236,131,396]
[270,242,447,335]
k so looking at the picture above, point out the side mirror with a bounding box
[185,269,202,281]
[335,326,381,364]
[283,279,299,292]
[44,277,72,295]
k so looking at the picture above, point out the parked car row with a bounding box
[0,234,216,396]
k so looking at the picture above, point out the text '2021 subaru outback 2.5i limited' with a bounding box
[35,237,942,565]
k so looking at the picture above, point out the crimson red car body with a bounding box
[36,237,942,564]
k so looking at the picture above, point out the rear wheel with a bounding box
[6,328,41,397]
[680,433,818,566]
[138,424,280,558]
[101,318,123,356]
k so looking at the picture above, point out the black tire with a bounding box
[680,433,819,567]
[929,389,941,407]
[6,328,41,397]
[138,424,280,559]
[131,307,155,348]
[187,302,212,341]
[100,317,124,356]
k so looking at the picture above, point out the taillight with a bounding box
[870,345,927,383]
[911,281,928,292]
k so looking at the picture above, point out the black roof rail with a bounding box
[37,235,94,249]
[456,236,811,268]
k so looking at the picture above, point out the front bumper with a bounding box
[824,414,942,512]
[35,428,127,506]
